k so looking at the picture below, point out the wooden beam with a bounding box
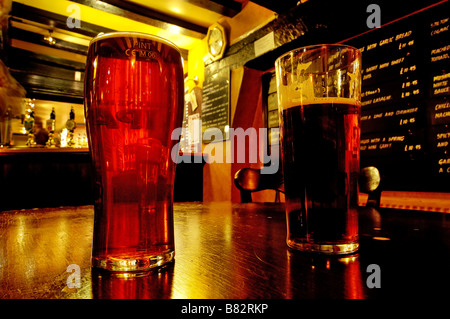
[6,47,86,71]
[11,70,84,102]
[8,25,88,56]
[10,71,83,94]
[7,53,85,83]
[249,0,299,13]
[189,0,242,17]
[69,0,207,39]
[6,47,85,103]
[11,2,113,38]
[24,91,84,105]
[9,62,84,83]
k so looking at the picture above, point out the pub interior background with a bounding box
[0,0,449,211]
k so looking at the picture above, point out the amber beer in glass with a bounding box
[275,44,362,254]
[85,32,184,271]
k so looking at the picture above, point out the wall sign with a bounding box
[201,68,230,143]
[343,2,449,191]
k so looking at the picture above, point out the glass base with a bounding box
[287,239,359,255]
[92,249,174,272]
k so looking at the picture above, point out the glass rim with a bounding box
[275,43,361,66]
[89,31,181,54]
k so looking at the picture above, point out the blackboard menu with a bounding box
[201,68,230,143]
[266,72,279,146]
[344,2,450,191]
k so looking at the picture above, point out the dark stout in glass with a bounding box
[280,99,360,252]
[85,33,184,271]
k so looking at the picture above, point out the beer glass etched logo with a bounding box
[125,41,161,62]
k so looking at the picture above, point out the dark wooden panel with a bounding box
[9,62,84,83]
[10,71,84,100]
[0,150,205,210]
[5,47,85,102]
[203,0,242,16]
[22,91,84,104]
[250,0,298,13]
[6,47,85,71]
[0,151,94,211]
[8,51,85,82]
[173,154,205,202]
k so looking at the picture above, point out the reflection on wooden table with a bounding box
[1,202,449,299]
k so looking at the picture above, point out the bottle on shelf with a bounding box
[24,107,36,147]
[45,107,57,148]
[1,106,13,146]
[65,106,77,147]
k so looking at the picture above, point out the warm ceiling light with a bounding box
[44,30,56,45]
[171,7,181,14]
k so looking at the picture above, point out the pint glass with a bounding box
[84,32,184,271]
[275,44,361,254]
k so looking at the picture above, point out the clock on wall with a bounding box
[206,22,227,62]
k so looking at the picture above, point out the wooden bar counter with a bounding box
[0,202,449,299]
[0,148,204,209]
